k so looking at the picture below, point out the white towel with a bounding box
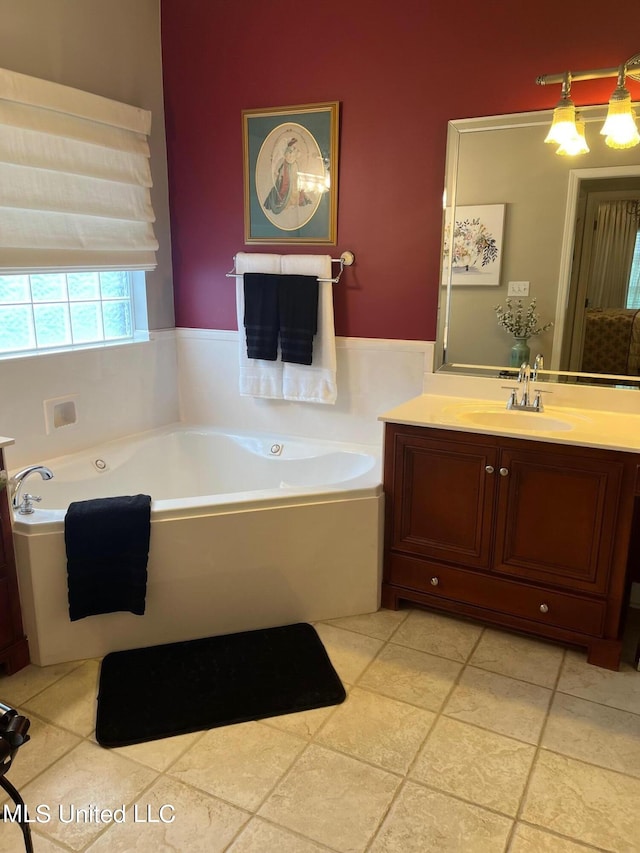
[235,252,283,399]
[235,252,337,404]
[281,254,337,404]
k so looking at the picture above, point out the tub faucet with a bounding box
[10,465,54,515]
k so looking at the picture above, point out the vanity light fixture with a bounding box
[543,73,582,148]
[556,113,590,156]
[536,53,640,154]
[600,66,640,149]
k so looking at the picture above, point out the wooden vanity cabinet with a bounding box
[0,448,29,675]
[382,423,638,669]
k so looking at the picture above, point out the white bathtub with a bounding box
[12,426,383,666]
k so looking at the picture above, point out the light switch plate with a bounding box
[508,281,530,297]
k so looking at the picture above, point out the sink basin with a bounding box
[455,409,575,432]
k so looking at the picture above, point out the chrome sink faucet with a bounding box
[532,353,544,381]
[518,362,532,407]
[10,465,54,515]
[503,361,547,412]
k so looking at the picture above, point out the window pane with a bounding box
[34,303,71,347]
[70,302,103,343]
[31,273,67,303]
[100,271,130,299]
[626,231,640,309]
[0,305,35,352]
[68,272,100,301]
[0,275,30,304]
[0,271,136,356]
[103,300,132,339]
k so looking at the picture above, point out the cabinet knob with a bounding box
[485,465,494,474]
[539,603,549,614]
[499,467,509,477]
[430,577,439,586]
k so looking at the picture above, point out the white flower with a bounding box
[494,298,552,338]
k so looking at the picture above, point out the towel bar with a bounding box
[226,250,354,284]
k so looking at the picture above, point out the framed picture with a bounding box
[442,203,506,285]
[242,102,339,245]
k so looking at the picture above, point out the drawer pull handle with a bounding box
[499,467,509,477]
[430,577,439,586]
[539,603,549,614]
[485,465,495,474]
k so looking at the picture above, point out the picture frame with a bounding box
[442,203,506,286]
[242,102,339,245]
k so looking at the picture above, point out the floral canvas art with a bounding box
[442,203,505,285]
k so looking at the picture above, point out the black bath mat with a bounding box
[95,623,345,747]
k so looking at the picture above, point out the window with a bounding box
[0,271,136,355]
[626,230,640,309]
[0,66,157,357]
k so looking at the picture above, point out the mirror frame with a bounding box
[438,106,640,387]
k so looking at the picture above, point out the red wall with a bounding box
[160,0,638,340]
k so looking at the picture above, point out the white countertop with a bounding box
[0,436,15,450]
[379,393,640,454]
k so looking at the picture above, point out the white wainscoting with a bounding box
[176,330,434,447]
[0,331,179,470]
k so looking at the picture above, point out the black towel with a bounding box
[278,274,319,365]
[65,494,151,622]
[243,273,280,360]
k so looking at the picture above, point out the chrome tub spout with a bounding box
[10,465,54,515]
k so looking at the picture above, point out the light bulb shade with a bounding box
[544,100,580,145]
[556,117,590,155]
[601,86,640,148]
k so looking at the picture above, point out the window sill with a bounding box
[0,331,151,363]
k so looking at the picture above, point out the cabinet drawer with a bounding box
[387,554,606,636]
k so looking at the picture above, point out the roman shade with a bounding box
[0,67,158,273]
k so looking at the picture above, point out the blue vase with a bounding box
[510,337,530,368]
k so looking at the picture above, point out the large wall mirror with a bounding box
[438,106,640,387]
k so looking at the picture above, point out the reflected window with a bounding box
[626,231,640,309]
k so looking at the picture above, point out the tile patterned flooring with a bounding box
[1,607,640,852]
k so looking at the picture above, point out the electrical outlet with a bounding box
[507,281,530,297]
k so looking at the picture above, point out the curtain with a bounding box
[587,201,638,309]
[0,67,158,273]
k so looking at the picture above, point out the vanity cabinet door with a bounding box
[492,444,624,594]
[385,425,497,570]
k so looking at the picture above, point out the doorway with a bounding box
[562,177,640,375]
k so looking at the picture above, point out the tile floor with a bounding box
[1,606,640,852]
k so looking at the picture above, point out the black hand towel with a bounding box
[65,494,151,621]
[243,273,280,360]
[278,274,319,365]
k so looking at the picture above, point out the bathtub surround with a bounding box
[178,330,434,446]
[0,331,179,471]
[0,332,431,472]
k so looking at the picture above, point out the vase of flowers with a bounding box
[494,298,552,368]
